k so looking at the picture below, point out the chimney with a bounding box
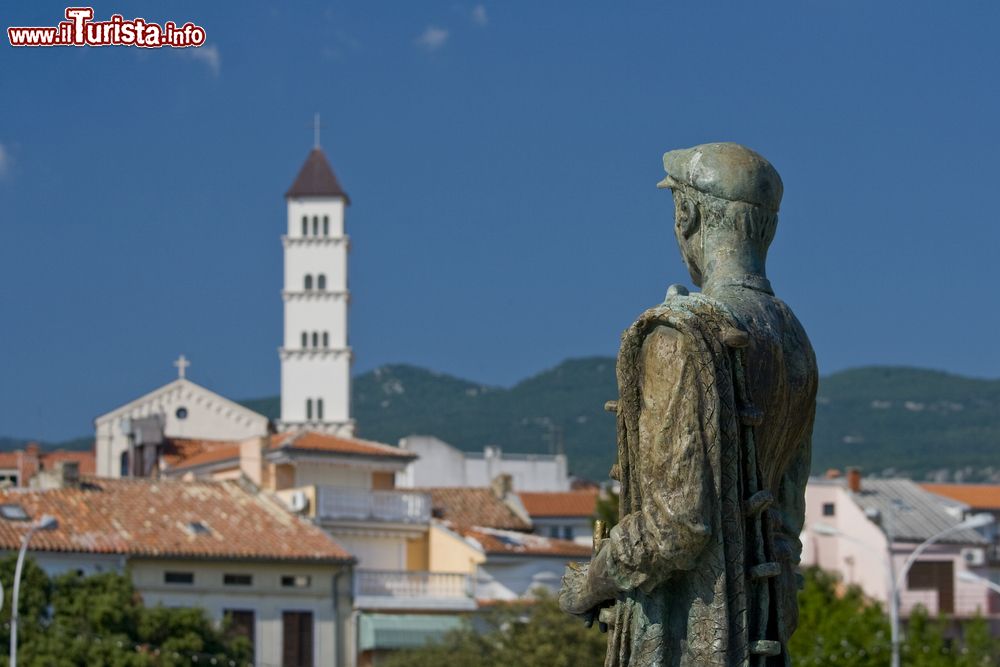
[57,460,80,487]
[491,473,513,500]
[846,467,862,493]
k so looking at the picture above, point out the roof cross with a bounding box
[173,354,190,379]
[313,112,321,149]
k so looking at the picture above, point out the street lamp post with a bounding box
[958,569,1000,595]
[812,511,994,667]
[9,514,57,667]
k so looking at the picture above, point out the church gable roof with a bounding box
[93,379,268,431]
[285,148,350,202]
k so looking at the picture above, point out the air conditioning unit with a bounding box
[287,490,309,513]
[961,547,986,566]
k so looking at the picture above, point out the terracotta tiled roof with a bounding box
[270,431,416,460]
[0,448,96,484]
[40,450,95,476]
[922,483,1000,511]
[414,487,531,531]
[285,148,350,201]
[462,526,591,558]
[160,438,242,468]
[0,478,352,562]
[519,490,599,518]
[169,444,241,471]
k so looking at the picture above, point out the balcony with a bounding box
[316,487,431,525]
[354,570,476,611]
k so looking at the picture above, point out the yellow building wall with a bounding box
[428,525,484,575]
[406,533,429,571]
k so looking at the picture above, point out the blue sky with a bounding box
[2,2,999,440]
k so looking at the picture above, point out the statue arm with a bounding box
[599,325,716,593]
[773,411,814,565]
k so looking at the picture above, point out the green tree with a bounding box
[0,556,251,667]
[790,567,891,667]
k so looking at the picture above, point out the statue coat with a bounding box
[603,286,816,667]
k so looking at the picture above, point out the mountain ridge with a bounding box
[7,361,998,483]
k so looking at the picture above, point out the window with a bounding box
[317,274,326,290]
[281,575,311,588]
[175,406,188,420]
[282,611,314,667]
[0,504,29,521]
[907,560,954,613]
[312,332,319,348]
[301,332,308,348]
[301,216,308,236]
[562,526,574,540]
[119,451,130,477]
[164,571,194,585]
[0,474,18,487]
[225,610,255,661]
[322,216,329,236]
[312,216,318,236]
[822,503,836,517]
[304,274,313,290]
[187,521,211,535]
[548,526,559,538]
[224,574,253,586]
[316,399,324,420]
[306,399,313,420]
[322,332,329,348]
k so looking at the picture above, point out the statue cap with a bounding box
[657,142,783,213]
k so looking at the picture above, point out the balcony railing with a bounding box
[354,570,476,610]
[316,487,431,524]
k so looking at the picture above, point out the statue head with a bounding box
[657,143,783,292]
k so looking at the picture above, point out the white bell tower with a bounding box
[278,124,354,435]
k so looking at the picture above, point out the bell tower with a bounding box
[278,133,353,435]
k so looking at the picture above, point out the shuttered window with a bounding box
[282,611,314,667]
[907,560,954,613]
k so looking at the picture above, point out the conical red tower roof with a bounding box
[285,148,350,202]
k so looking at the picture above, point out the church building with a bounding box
[94,142,355,476]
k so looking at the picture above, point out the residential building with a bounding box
[396,435,570,491]
[355,482,590,666]
[0,470,355,667]
[520,489,600,545]
[801,471,999,629]
[0,442,95,488]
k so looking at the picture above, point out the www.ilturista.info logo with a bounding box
[8,7,206,48]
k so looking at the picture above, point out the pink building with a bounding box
[802,472,1000,628]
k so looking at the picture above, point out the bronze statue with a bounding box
[560,143,818,667]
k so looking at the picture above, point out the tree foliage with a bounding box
[0,556,251,667]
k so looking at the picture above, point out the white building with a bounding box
[93,372,269,478]
[0,471,355,667]
[278,147,353,436]
[801,471,999,627]
[396,436,570,492]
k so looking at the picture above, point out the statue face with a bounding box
[671,190,704,287]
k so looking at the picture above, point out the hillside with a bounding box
[239,361,1000,482]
